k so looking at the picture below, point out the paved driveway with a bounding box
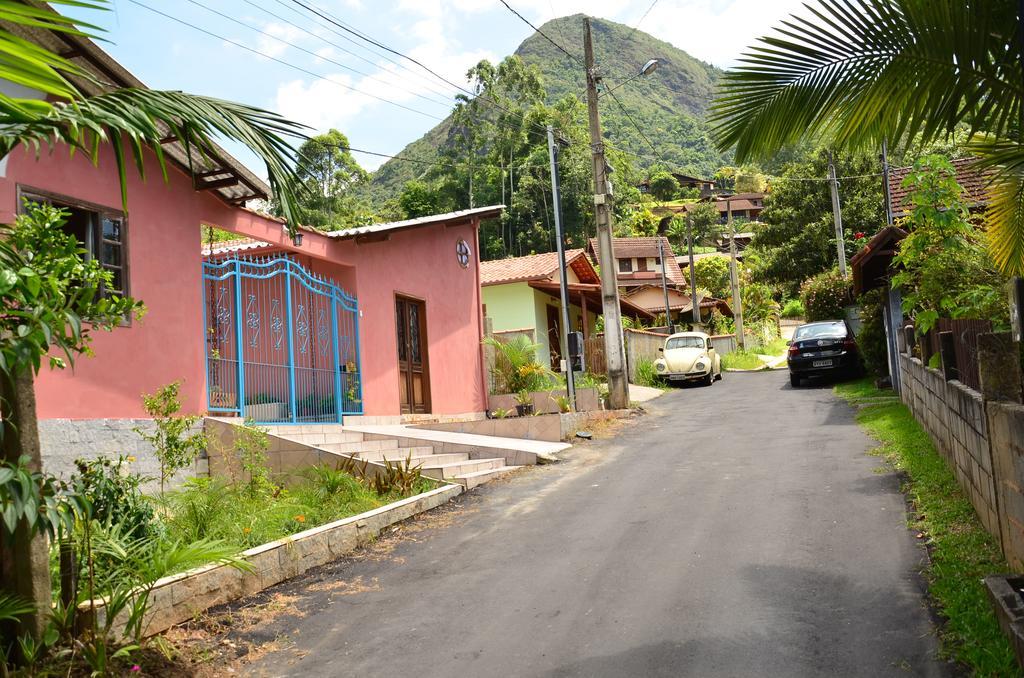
[241,371,953,677]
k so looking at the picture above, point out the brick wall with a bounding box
[899,357,1000,537]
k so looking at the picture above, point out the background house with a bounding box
[481,250,653,368]
[586,236,686,291]
[621,285,733,325]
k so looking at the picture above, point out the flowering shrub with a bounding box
[800,269,851,322]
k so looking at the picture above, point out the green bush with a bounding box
[70,456,155,540]
[800,269,851,322]
[634,358,661,388]
[857,288,889,378]
[781,298,805,318]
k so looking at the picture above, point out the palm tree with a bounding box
[708,0,1024,276]
[0,0,307,226]
[0,0,308,636]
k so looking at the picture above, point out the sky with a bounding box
[86,0,806,177]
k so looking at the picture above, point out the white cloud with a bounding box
[275,73,370,130]
[255,22,307,59]
[639,0,806,67]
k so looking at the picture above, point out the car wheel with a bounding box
[704,373,714,387]
[790,373,800,388]
[716,371,723,381]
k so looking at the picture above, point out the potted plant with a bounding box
[515,390,533,416]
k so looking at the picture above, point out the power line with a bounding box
[605,87,665,164]
[496,0,584,66]
[186,0,455,111]
[288,0,480,98]
[284,0,551,138]
[627,0,659,41]
[258,0,462,102]
[126,0,448,122]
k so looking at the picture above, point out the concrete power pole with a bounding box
[727,199,745,350]
[658,237,674,334]
[687,214,699,325]
[827,151,848,277]
[583,17,629,409]
[547,125,576,411]
[881,139,893,226]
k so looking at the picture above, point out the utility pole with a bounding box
[547,125,576,411]
[827,151,847,277]
[728,199,745,350]
[583,17,629,409]
[687,214,699,326]
[658,237,674,334]
[881,139,893,226]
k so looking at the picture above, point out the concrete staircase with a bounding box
[265,425,520,489]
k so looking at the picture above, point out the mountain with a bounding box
[362,15,730,202]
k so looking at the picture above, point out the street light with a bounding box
[600,58,661,97]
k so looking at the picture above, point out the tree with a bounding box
[0,0,306,636]
[648,171,679,202]
[747,149,883,296]
[1,204,144,635]
[289,129,367,229]
[710,0,1024,276]
[429,56,642,259]
[689,201,724,247]
[891,155,1008,334]
[694,256,731,299]
[399,179,443,219]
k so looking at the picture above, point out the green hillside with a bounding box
[361,15,730,202]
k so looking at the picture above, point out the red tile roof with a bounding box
[480,249,597,286]
[888,157,992,215]
[586,236,686,286]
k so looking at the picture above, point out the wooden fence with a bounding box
[915,318,994,391]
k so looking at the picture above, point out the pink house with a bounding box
[1,29,498,477]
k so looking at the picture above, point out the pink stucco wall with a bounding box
[0,145,216,418]
[2,143,488,420]
[335,223,488,416]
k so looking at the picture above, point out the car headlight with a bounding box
[656,362,666,372]
[695,360,706,371]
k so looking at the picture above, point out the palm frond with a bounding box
[710,0,1022,162]
[0,88,309,228]
[0,0,107,105]
[0,592,34,622]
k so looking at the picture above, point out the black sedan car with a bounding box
[787,320,863,387]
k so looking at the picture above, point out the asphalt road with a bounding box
[241,370,954,678]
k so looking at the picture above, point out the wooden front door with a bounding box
[396,296,430,414]
[547,304,562,370]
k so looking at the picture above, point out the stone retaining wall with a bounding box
[39,418,207,490]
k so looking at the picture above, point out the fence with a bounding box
[916,319,993,392]
[624,328,670,382]
[710,334,738,357]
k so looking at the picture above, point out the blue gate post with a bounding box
[233,259,246,418]
[284,273,298,423]
[353,299,363,407]
[201,273,213,413]
[330,294,343,422]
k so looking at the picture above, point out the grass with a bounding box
[752,337,788,356]
[721,349,765,370]
[835,379,1020,677]
[161,470,435,552]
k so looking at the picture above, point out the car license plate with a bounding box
[813,359,833,368]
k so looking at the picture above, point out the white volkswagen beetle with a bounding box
[654,331,722,386]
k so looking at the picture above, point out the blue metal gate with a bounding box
[202,256,362,423]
